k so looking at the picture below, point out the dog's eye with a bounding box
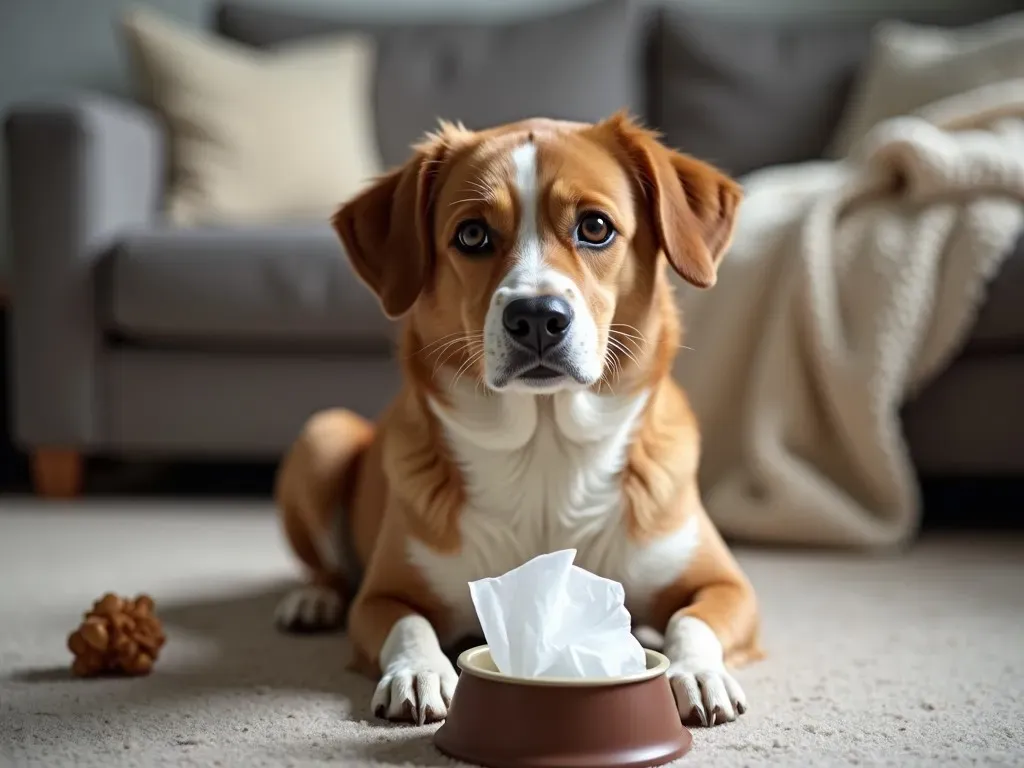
[453,220,493,255]
[576,212,615,247]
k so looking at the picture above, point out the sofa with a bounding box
[6,0,1024,497]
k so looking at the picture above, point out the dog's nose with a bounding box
[502,296,574,355]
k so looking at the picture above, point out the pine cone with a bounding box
[67,593,166,677]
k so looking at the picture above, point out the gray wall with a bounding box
[0,0,1019,279]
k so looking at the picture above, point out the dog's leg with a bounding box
[650,509,761,728]
[663,591,754,728]
[347,515,458,725]
[274,408,373,633]
[356,603,458,725]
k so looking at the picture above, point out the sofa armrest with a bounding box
[5,92,166,448]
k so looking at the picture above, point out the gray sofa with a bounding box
[6,0,1024,497]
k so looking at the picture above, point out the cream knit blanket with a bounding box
[672,69,1024,548]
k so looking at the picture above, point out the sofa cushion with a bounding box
[653,4,1024,177]
[215,0,644,169]
[101,224,395,350]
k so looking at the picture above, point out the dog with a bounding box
[273,112,762,728]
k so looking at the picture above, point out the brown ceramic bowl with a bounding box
[434,646,691,768]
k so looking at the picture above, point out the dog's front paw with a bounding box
[667,663,747,727]
[663,616,748,727]
[372,662,458,725]
[274,585,344,633]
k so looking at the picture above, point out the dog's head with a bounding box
[332,112,741,395]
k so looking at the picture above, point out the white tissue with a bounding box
[468,549,648,678]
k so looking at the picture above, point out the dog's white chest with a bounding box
[407,388,699,641]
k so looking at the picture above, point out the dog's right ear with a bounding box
[331,126,461,319]
[600,112,742,290]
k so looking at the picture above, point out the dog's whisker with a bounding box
[608,330,645,351]
[605,324,647,343]
[412,331,466,354]
[425,336,480,365]
[607,325,649,347]
[609,348,625,380]
[602,364,618,393]
[607,327,692,353]
[431,333,487,376]
[607,327,645,342]
[412,331,484,358]
[601,349,621,395]
[450,349,486,390]
[609,338,641,366]
[430,332,485,349]
[603,347,616,378]
[607,335,636,356]
[607,338,642,369]
[433,342,478,377]
[608,323,646,334]
[427,330,483,347]
[428,340,469,369]
[430,337,480,372]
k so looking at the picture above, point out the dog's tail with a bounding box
[274,408,375,579]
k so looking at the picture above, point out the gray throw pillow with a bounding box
[653,11,874,177]
[652,5,1024,178]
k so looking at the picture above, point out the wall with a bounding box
[0,0,1020,280]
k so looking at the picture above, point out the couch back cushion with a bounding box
[652,3,1024,178]
[216,0,645,169]
[653,13,874,177]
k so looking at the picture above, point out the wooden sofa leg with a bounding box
[31,449,84,499]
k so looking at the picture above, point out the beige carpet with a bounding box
[1,499,1022,768]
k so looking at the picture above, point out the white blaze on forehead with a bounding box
[481,136,603,390]
[510,142,543,289]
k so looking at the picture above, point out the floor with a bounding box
[1,499,1022,768]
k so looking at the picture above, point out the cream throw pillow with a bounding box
[827,12,1024,158]
[121,7,383,226]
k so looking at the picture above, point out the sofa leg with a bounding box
[31,449,83,499]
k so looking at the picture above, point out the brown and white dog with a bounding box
[273,112,762,728]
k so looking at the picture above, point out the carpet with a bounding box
[1,499,1022,767]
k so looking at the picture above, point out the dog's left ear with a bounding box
[603,112,742,288]
[331,123,467,319]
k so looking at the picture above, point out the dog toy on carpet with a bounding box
[67,593,166,677]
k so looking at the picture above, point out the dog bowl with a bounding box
[434,646,691,768]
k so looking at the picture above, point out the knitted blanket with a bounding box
[673,33,1024,548]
